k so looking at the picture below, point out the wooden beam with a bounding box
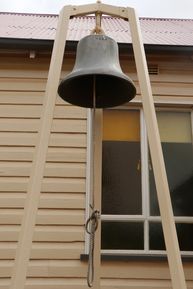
[70,3,128,19]
[127,7,187,289]
[93,109,103,289]
[10,5,72,289]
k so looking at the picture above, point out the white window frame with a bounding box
[85,102,193,256]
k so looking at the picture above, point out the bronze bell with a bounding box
[58,34,136,108]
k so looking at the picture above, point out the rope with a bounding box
[91,8,105,35]
[85,210,100,287]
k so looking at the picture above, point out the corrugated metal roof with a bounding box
[0,12,193,46]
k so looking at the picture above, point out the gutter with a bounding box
[0,37,193,55]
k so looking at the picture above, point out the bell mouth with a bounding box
[58,74,136,108]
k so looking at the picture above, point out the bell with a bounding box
[58,34,136,108]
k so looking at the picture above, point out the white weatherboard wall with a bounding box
[0,51,193,288]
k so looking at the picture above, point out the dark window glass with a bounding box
[149,222,193,251]
[149,222,165,250]
[102,110,141,215]
[176,223,193,251]
[101,221,144,250]
[149,112,193,216]
[102,141,141,214]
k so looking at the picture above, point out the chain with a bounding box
[85,209,100,287]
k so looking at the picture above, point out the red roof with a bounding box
[0,12,193,46]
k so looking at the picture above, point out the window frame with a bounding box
[85,103,193,256]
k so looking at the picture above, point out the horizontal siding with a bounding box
[0,77,46,91]
[1,278,193,289]
[0,225,84,242]
[0,147,86,162]
[0,162,86,177]
[0,259,193,280]
[0,119,86,132]
[123,57,193,98]
[0,177,85,192]
[0,193,85,208]
[2,76,193,97]
[0,91,69,105]
[0,104,86,118]
[0,53,193,288]
[0,55,88,288]
[0,242,84,259]
[0,132,86,146]
[0,209,84,225]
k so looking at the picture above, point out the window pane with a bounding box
[150,112,193,216]
[103,110,140,142]
[149,222,193,251]
[149,222,165,250]
[102,141,141,214]
[101,221,144,250]
[176,223,193,251]
[102,110,142,215]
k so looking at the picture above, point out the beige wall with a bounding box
[0,50,193,288]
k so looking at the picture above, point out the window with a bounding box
[149,111,193,252]
[97,108,193,255]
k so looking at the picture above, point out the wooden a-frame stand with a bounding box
[10,3,187,289]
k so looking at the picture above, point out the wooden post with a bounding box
[10,6,72,289]
[93,109,103,289]
[127,7,187,289]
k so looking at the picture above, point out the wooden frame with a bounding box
[10,3,187,289]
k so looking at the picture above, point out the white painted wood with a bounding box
[0,91,44,104]
[1,258,193,280]
[92,109,103,289]
[0,132,86,147]
[0,242,84,260]
[0,176,85,192]
[85,109,93,253]
[71,2,128,18]
[0,225,85,242]
[41,177,85,193]
[0,91,72,105]
[127,7,187,289]
[0,209,85,226]
[140,109,150,253]
[0,147,86,162]
[2,78,193,96]
[0,119,86,133]
[0,77,46,91]
[9,6,72,289]
[0,162,86,177]
[0,104,86,118]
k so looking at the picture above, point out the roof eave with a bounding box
[0,37,193,54]
[0,38,54,51]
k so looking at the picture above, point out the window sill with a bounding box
[80,253,193,262]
